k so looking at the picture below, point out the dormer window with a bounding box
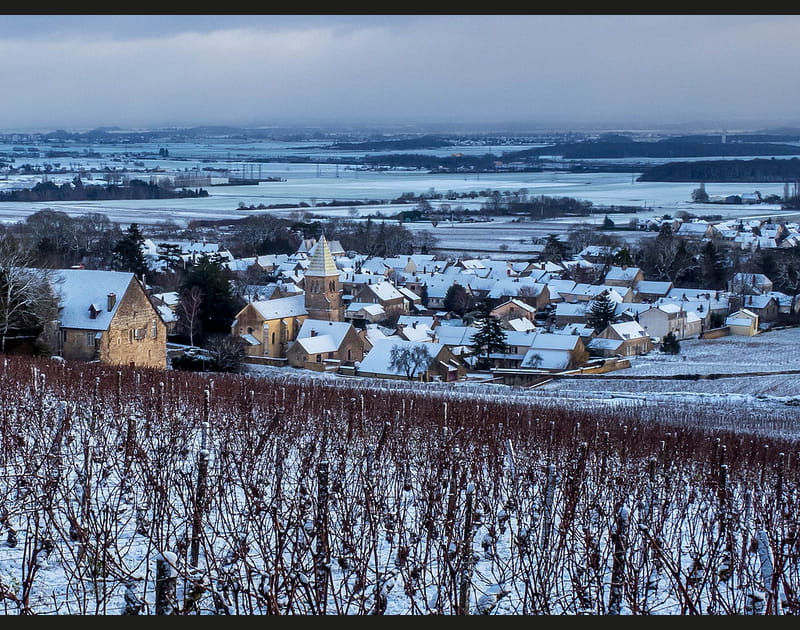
[88,304,102,319]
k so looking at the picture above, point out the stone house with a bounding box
[353,280,408,321]
[638,303,699,341]
[517,331,589,371]
[726,308,759,336]
[604,266,644,288]
[734,294,780,323]
[588,320,653,357]
[357,338,466,382]
[52,269,167,369]
[285,319,365,369]
[490,298,537,327]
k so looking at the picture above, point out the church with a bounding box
[231,234,365,368]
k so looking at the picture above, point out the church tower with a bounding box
[303,234,343,322]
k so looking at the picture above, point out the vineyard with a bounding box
[0,354,799,615]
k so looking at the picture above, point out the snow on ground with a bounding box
[241,326,800,438]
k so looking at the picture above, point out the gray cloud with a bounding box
[2,14,799,131]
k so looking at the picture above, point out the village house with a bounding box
[587,320,653,357]
[517,330,589,371]
[638,302,701,340]
[490,298,537,327]
[486,278,550,311]
[353,280,409,321]
[728,272,774,295]
[356,338,466,382]
[725,308,759,336]
[52,269,167,369]
[344,302,386,327]
[731,294,780,324]
[285,319,365,370]
[149,290,179,335]
[603,265,644,288]
[633,279,674,303]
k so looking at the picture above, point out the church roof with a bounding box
[305,234,339,277]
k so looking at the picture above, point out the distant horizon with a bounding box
[3,117,800,137]
[2,16,800,134]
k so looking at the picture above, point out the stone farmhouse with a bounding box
[52,269,167,369]
[285,318,365,370]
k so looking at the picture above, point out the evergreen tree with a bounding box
[661,331,681,354]
[541,233,569,263]
[612,247,634,267]
[180,254,245,343]
[470,304,509,369]
[112,223,149,279]
[586,290,617,333]
[444,283,471,316]
[699,240,726,289]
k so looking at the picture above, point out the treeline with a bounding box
[360,152,502,171]
[503,141,800,160]
[0,178,208,202]
[637,157,800,182]
[329,134,454,151]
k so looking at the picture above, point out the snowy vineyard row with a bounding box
[0,355,798,615]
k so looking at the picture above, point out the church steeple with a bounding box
[303,234,343,322]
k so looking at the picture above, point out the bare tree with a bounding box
[388,343,433,380]
[0,241,59,354]
[177,285,203,347]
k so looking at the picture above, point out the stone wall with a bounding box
[98,280,167,369]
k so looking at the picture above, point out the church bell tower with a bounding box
[303,234,343,322]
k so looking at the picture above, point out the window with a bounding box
[151,320,158,338]
[316,354,322,363]
[134,327,147,341]
[86,333,94,346]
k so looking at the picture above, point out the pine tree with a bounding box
[470,305,509,369]
[661,331,681,354]
[699,240,726,289]
[587,290,617,333]
[541,233,569,263]
[112,223,149,279]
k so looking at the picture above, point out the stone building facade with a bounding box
[54,269,167,369]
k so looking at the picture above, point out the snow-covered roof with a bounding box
[362,280,404,301]
[397,315,435,328]
[604,266,641,282]
[586,337,623,351]
[555,302,588,317]
[52,269,135,331]
[346,302,385,316]
[519,347,573,370]
[358,338,443,377]
[608,321,648,339]
[296,319,353,349]
[295,334,338,354]
[506,317,536,331]
[634,280,673,295]
[249,294,307,320]
[435,325,480,346]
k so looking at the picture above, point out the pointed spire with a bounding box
[305,233,338,277]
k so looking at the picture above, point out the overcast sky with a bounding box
[1,14,799,133]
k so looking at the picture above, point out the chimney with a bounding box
[107,292,116,311]
[311,329,317,337]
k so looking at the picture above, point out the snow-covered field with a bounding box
[544,326,800,399]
